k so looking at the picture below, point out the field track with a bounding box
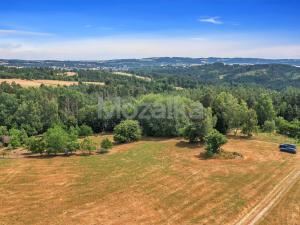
[235,166,300,225]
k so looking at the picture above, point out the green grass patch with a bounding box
[257,132,299,145]
[67,142,170,203]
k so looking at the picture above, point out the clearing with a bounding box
[0,79,105,87]
[0,134,299,225]
[113,71,152,82]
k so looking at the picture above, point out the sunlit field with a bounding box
[0,134,298,225]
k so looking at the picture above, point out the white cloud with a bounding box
[199,17,223,25]
[0,29,53,37]
[0,36,299,60]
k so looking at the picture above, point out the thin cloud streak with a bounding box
[199,17,223,24]
[0,29,53,37]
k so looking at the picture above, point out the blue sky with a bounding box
[0,0,299,59]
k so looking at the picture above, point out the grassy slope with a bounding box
[0,134,298,225]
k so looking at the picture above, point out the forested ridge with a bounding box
[133,63,300,89]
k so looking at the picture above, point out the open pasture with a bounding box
[0,134,299,225]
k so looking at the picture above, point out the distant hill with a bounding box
[1,57,300,69]
[133,63,300,89]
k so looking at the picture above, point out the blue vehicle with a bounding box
[279,144,297,154]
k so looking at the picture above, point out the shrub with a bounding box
[67,127,80,154]
[80,137,96,155]
[276,118,300,139]
[263,120,276,133]
[100,138,113,154]
[27,137,46,155]
[204,130,228,157]
[44,125,70,155]
[9,128,28,149]
[78,124,93,137]
[114,120,142,143]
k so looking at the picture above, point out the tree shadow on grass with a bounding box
[227,135,253,140]
[23,151,96,159]
[25,154,74,159]
[195,152,209,160]
[175,141,204,150]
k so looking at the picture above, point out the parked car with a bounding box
[279,144,297,154]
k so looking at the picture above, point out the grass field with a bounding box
[0,79,105,87]
[0,134,299,225]
[259,176,300,225]
[113,71,152,81]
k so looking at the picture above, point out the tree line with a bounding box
[0,66,299,154]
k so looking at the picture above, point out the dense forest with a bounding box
[133,63,300,89]
[0,65,299,152]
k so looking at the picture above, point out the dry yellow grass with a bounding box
[56,72,78,77]
[259,177,300,225]
[0,79,104,87]
[0,134,298,225]
[82,81,105,86]
[64,72,78,77]
[113,71,152,81]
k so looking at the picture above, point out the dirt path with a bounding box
[235,166,300,225]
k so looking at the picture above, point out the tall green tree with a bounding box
[255,94,276,126]
[213,92,244,134]
[137,94,196,137]
[241,109,258,137]
[44,125,70,155]
[13,101,43,136]
[182,108,215,143]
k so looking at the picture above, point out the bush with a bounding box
[100,138,113,154]
[263,120,276,133]
[44,125,78,154]
[80,137,96,155]
[276,118,300,139]
[114,120,142,143]
[204,130,228,157]
[27,137,46,155]
[78,124,93,137]
[9,128,28,149]
[67,127,80,154]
